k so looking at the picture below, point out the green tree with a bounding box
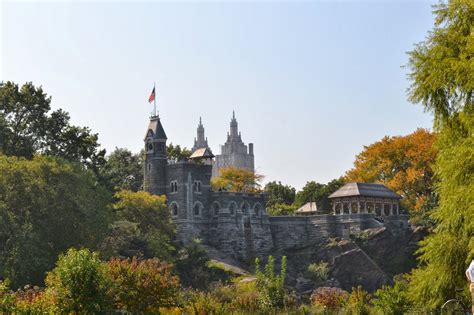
[264,181,296,207]
[406,0,474,309]
[105,190,175,260]
[294,178,344,211]
[100,147,143,192]
[0,81,106,171]
[372,275,412,315]
[45,248,111,314]
[0,155,111,288]
[167,143,191,162]
[107,257,180,313]
[176,239,212,289]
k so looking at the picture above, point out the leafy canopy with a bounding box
[405,0,474,309]
[211,167,263,193]
[0,155,111,288]
[345,128,437,220]
[0,81,105,171]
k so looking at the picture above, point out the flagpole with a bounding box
[153,82,157,117]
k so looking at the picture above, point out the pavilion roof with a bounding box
[328,182,401,199]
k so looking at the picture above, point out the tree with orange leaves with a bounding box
[345,128,437,224]
[211,167,263,193]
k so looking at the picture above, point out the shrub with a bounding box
[45,248,111,314]
[107,257,180,313]
[347,285,371,315]
[307,261,329,282]
[372,275,412,315]
[255,255,287,309]
[0,280,15,312]
[311,287,349,310]
[176,239,211,289]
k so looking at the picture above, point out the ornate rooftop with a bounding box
[328,182,401,199]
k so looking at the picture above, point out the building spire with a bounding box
[192,116,209,152]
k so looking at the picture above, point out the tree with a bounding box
[106,190,175,260]
[0,81,106,171]
[211,167,264,193]
[45,248,111,314]
[405,0,474,309]
[107,257,180,313]
[100,148,143,192]
[175,239,212,289]
[0,155,111,288]
[167,143,191,162]
[264,181,296,207]
[345,129,437,221]
[294,178,345,211]
[372,275,412,315]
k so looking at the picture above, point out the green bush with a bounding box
[307,261,329,282]
[45,248,111,314]
[372,275,412,315]
[347,285,371,315]
[255,255,287,309]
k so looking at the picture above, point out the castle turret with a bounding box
[192,117,209,152]
[144,115,168,196]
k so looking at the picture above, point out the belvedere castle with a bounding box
[144,113,409,262]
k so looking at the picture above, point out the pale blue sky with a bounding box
[1,1,435,190]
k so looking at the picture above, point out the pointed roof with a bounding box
[295,202,319,214]
[145,116,167,140]
[190,147,215,159]
[328,183,401,199]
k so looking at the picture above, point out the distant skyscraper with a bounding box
[191,117,209,152]
[212,111,255,177]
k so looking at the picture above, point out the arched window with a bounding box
[147,163,152,172]
[146,140,153,152]
[194,204,200,216]
[170,181,178,193]
[212,203,220,216]
[229,202,236,216]
[171,203,178,217]
[254,204,261,216]
[193,181,202,193]
[241,203,249,215]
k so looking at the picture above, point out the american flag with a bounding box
[148,87,155,103]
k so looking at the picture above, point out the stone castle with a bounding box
[143,114,409,262]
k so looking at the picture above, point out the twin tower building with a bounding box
[143,113,272,260]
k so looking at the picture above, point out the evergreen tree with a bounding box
[406,0,474,309]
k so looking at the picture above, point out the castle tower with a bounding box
[192,117,209,152]
[212,111,255,177]
[144,115,168,196]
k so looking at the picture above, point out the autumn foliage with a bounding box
[345,129,437,216]
[107,257,180,313]
[211,167,263,193]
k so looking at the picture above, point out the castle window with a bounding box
[147,163,152,172]
[229,203,236,216]
[241,203,249,215]
[171,203,178,217]
[193,203,202,217]
[146,140,153,152]
[254,204,261,216]
[212,203,220,216]
[193,181,202,193]
[170,181,178,193]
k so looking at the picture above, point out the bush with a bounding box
[372,275,412,315]
[176,239,211,289]
[107,257,180,313]
[255,255,287,309]
[45,248,111,314]
[307,261,329,282]
[311,287,349,310]
[0,280,15,313]
[347,285,371,315]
